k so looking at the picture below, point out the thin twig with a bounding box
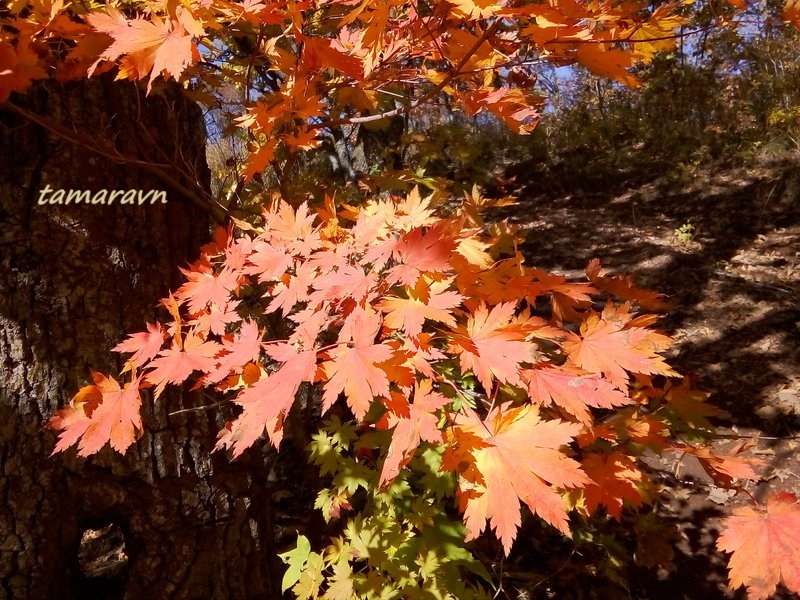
[310,20,501,130]
[3,100,229,224]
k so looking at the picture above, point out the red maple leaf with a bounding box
[443,404,588,553]
[49,373,142,456]
[387,221,456,286]
[717,492,800,600]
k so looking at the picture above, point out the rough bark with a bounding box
[0,78,282,599]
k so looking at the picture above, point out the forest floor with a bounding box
[498,158,800,599]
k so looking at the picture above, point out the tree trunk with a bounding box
[0,78,283,599]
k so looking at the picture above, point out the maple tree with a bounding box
[4,0,800,596]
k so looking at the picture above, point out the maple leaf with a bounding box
[176,266,240,313]
[448,0,504,20]
[443,404,588,553]
[321,310,392,420]
[563,305,676,389]
[266,260,317,315]
[189,300,241,336]
[626,3,689,62]
[378,277,463,338]
[204,320,262,385]
[387,221,456,286]
[263,201,322,257]
[524,365,631,424]
[146,333,222,398]
[784,0,800,29]
[0,34,47,101]
[392,187,437,231]
[308,263,377,306]
[717,492,800,600]
[449,301,534,392]
[528,268,596,324]
[575,44,641,88]
[672,443,763,487]
[581,451,646,519]
[661,378,719,431]
[49,373,142,456]
[461,86,541,134]
[378,379,449,487]
[244,239,293,283]
[87,7,199,92]
[396,333,447,380]
[585,259,671,312]
[217,345,317,455]
[113,322,165,371]
[300,35,364,79]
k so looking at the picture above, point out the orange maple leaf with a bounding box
[87,7,199,92]
[717,492,800,600]
[321,310,392,420]
[378,379,449,487]
[528,268,596,324]
[563,305,676,389]
[263,201,322,257]
[524,365,631,424]
[581,451,646,519]
[449,301,534,392]
[585,259,671,312]
[0,33,47,101]
[575,45,641,88]
[300,35,364,78]
[784,0,800,28]
[113,322,165,371]
[672,442,763,487]
[378,278,463,338]
[216,345,317,455]
[443,404,589,553]
[49,373,142,456]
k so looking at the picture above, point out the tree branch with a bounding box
[310,20,501,130]
[2,100,229,224]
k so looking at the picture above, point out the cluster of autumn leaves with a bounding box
[6,0,800,596]
[45,190,797,599]
[2,0,695,178]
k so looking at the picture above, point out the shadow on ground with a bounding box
[494,159,800,599]
[503,160,800,431]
